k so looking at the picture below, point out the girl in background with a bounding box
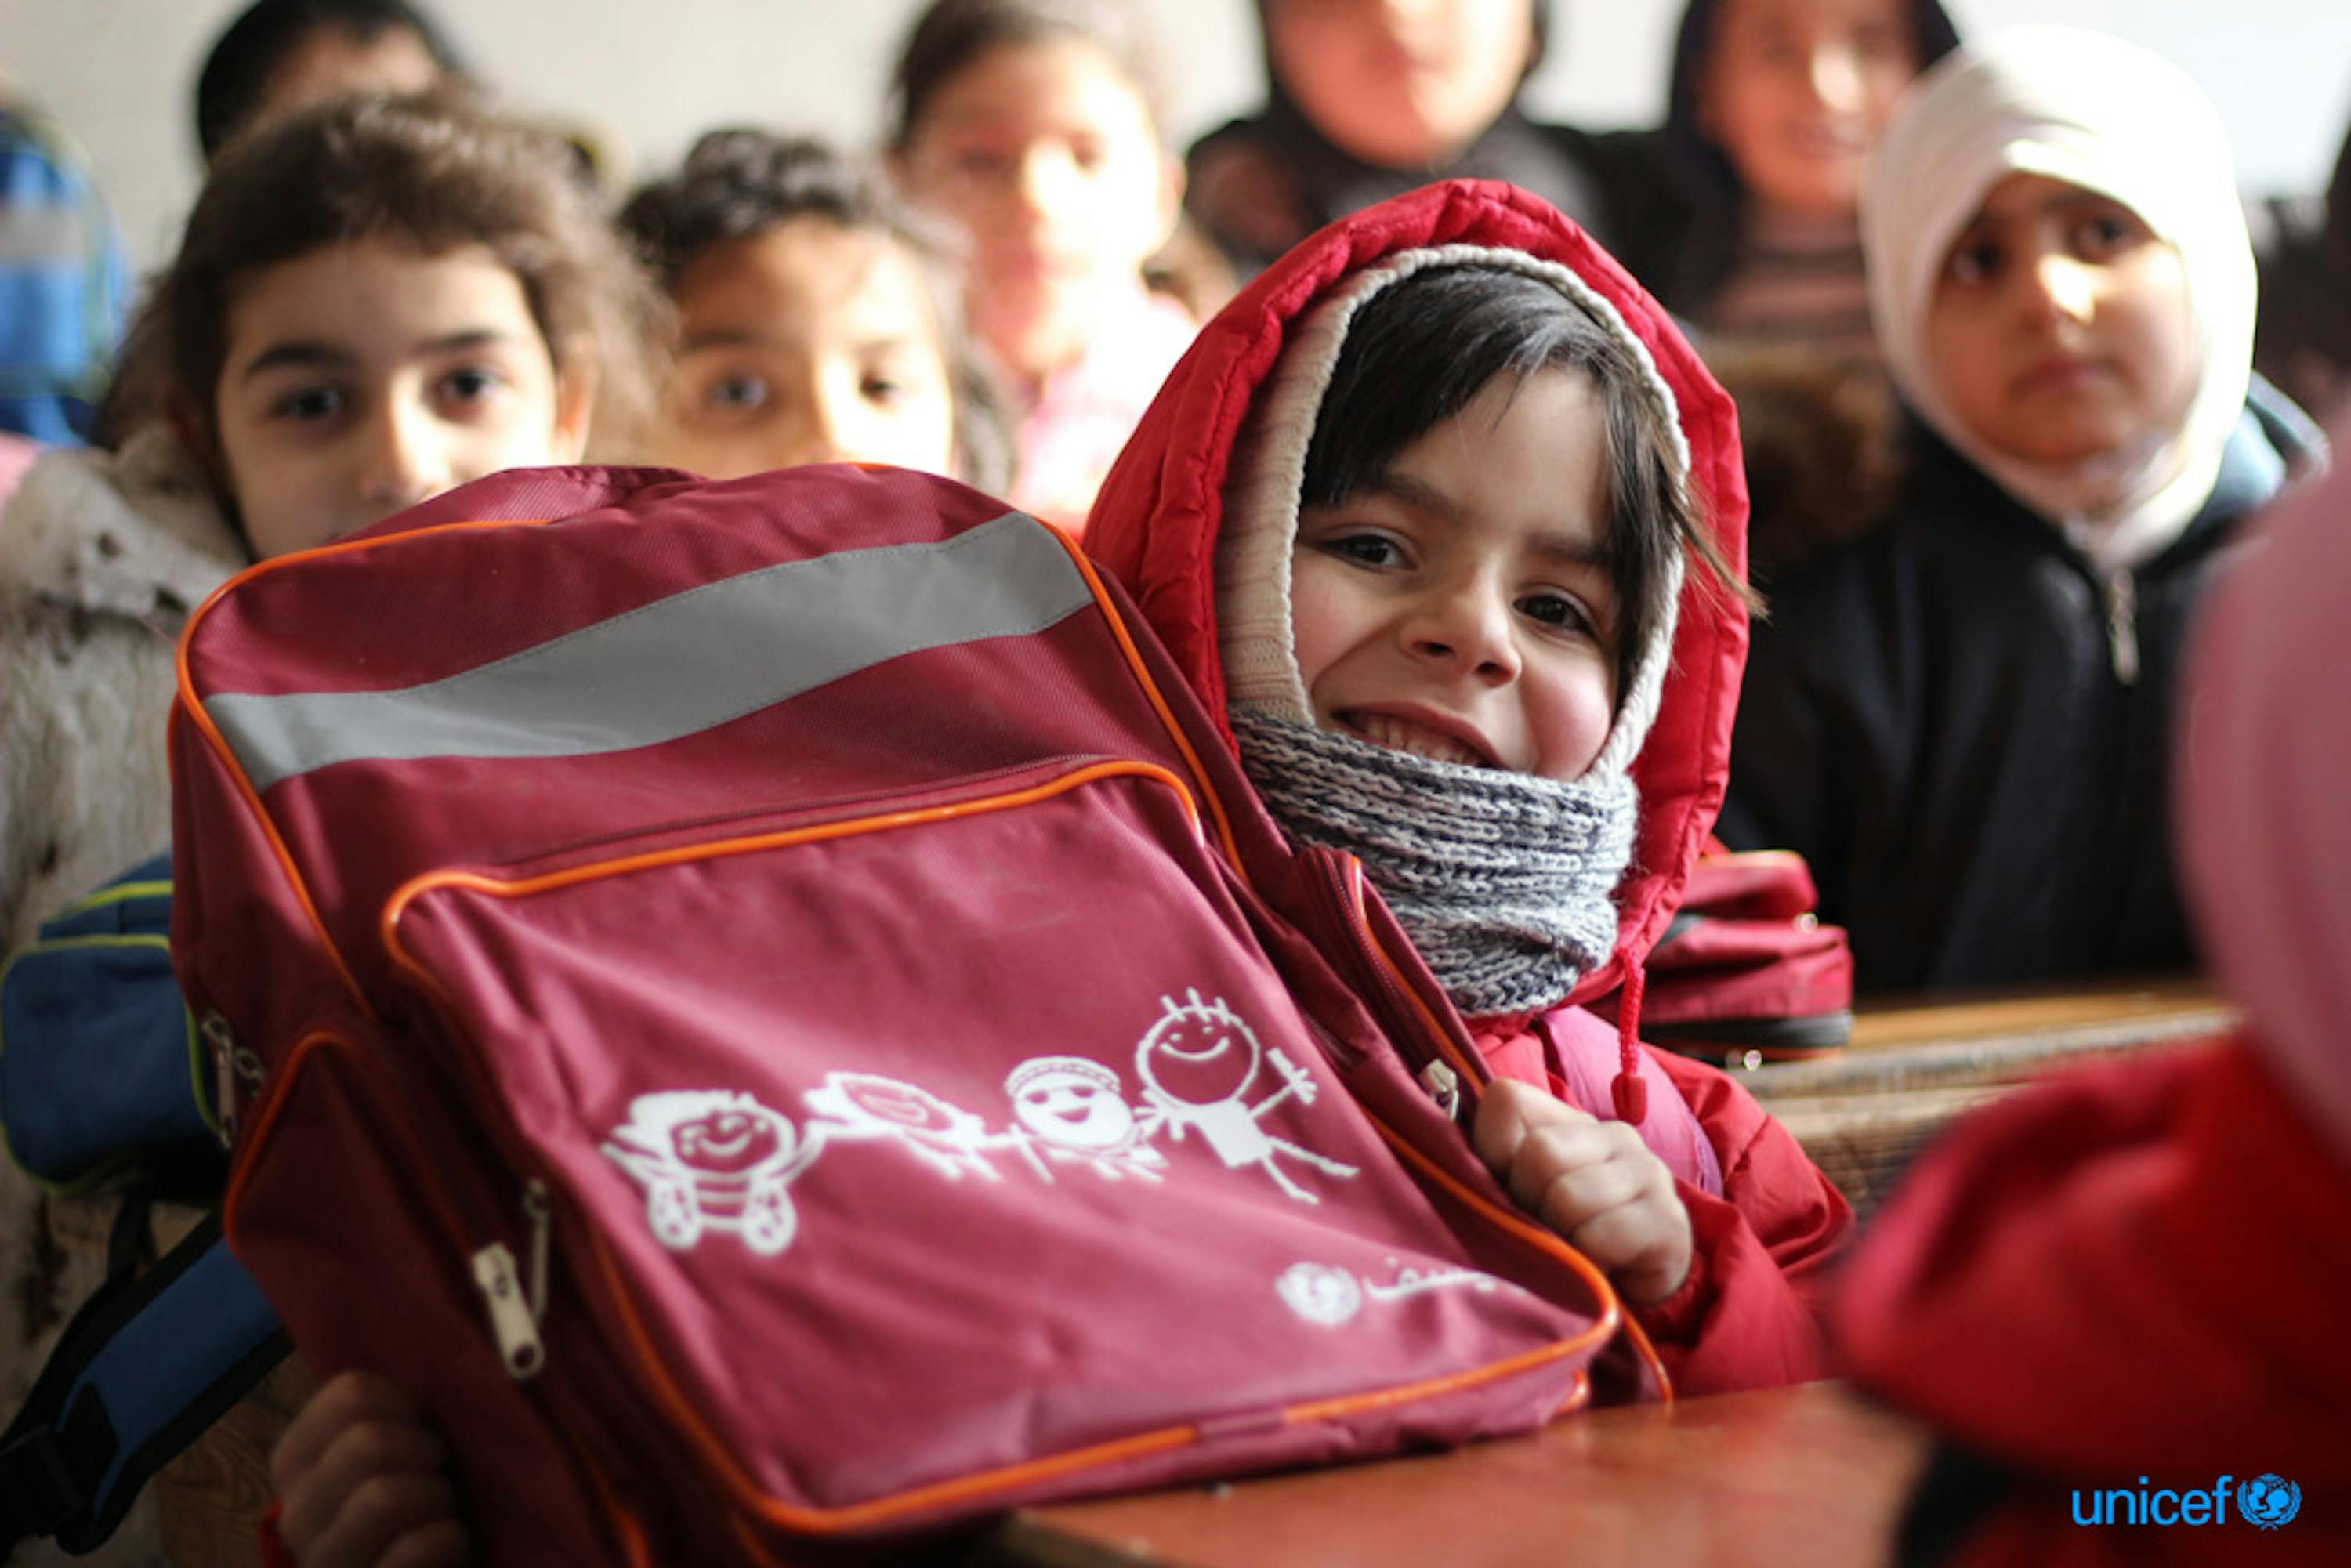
[888,0,1200,531]
[1610,0,1958,369]
[1,88,657,955]
[194,0,465,164]
[0,86,657,1568]
[620,129,1012,493]
[2252,114,2351,426]
[1186,0,1614,278]
[1722,29,2320,994]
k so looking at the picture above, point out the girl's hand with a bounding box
[272,1372,469,1568]
[1472,1078,1695,1304]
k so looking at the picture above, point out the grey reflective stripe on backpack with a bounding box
[206,511,1093,791]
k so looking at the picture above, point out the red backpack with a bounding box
[168,464,1654,1562]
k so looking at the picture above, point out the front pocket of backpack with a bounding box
[382,759,1607,1530]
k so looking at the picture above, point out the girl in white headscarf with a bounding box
[1720,27,2322,996]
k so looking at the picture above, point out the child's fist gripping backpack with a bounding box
[168,464,1657,1562]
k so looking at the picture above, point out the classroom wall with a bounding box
[6,0,2350,272]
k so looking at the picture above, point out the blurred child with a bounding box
[888,0,1198,529]
[0,81,127,444]
[265,181,1853,1566]
[2252,116,2351,426]
[1836,415,2351,1568]
[618,129,1012,492]
[1706,342,1901,579]
[0,89,657,955]
[1187,0,1614,277]
[1722,28,2321,994]
[195,0,465,164]
[1609,0,1958,367]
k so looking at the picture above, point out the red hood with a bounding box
[1085,180,1751,1004]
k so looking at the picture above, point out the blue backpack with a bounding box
[0,853,285,1553]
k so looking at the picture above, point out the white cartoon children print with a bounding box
[603,989,1360,1258]
[601,1090,815,1256]
[1132,990,1359,1203]
[801,1070,1047,1182]
[1005,1056,1168,1181]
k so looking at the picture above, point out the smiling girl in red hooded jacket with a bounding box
[1085,176,1852,1396]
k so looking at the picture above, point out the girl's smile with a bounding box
[1290,367,1621,784]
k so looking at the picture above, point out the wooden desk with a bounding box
[988,1382,1931,1568]
[1737,976,2237,1215]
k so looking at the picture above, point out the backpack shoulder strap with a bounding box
[0,1211,287,1554]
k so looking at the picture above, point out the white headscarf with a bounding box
[1862,27,2255,571]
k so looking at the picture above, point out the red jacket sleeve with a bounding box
[1627,1047,1852,1394]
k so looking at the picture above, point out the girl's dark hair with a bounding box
[100,89,664,504]
[1664,0,1961,202]
[617,129,1015,495]
[1299,267,1751,696]
[888,0,1165,150]
[194,0,468,161]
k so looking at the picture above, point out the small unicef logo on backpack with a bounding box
[1276,1262,1364,1327]
[2241,1474,2302,1530]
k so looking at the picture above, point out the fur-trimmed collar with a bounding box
[0,427,246,634]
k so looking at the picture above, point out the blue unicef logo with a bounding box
[2241,1475,2302,1530]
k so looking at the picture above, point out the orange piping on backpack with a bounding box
[1367,1116,1674,1403]
[1341,866,1673,1400]
[1614,1305,1671,1400]
[174,518,557,1021]
[1342,856,1490,1094]
[376,761,1201,977]
[219,1030,342,1229]
[1044,527,1248,878]
[726,1512,794,1567]
[1280,1342,1596,1426]
[219,1029,470,1269]
[583,1216,1197,1534]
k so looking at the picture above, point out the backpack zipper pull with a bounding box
[473,1242,545,1380]
[1418,1060,1462,1122]
[474,1183,552,1381]
[2103,569,2141,686]
[201,1011,263,1148]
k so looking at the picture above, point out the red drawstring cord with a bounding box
[1611,958,1650,1124]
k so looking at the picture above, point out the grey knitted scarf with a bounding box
[1231,708,1636,1019]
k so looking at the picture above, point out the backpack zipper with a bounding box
[473,1179,552,1378]
[1313,853,1485,1110]
[204,1009,265,1149]
[2102,569,2141,686]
